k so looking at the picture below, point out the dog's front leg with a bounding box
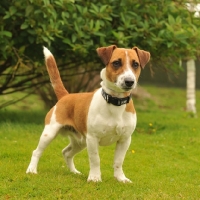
[86,135,101,182]
[113,136,132,183]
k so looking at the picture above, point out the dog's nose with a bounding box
[125,78,134,87]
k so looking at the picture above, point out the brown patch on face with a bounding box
[132,47,150,69]
[125,99,136,114]
[106,48,141,83]
[96,45,117,65]
[126,49,141,82]
[106,49,125,82]
[54,92,94,134]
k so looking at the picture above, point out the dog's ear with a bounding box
[132,47,150,69]
[96,45,117,65]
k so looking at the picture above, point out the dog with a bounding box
[26,45,150,183]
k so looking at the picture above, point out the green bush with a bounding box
[0,0,200,107]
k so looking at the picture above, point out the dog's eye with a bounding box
[112,60,122,68]
[132,61,139,69]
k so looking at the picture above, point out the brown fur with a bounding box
[44,53,95,134]
[45,46,150,132]
[96,45,117,65]
[125,100,135,114]
[45,56,68,100]
[106,49,141,83]
[132,47,150,69]
[55,93,94,134]
[45,107,54,125]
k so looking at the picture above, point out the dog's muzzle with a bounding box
[124,78,134,87]
[115,72,136,92]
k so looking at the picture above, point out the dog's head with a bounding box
[97,45,150,92]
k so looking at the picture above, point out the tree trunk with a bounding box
[186,59,196,114]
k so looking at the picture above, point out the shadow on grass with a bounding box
[0,109,47,124]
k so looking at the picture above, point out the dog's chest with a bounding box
[87,89,136,146]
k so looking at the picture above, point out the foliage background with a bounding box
[1,0,200,107]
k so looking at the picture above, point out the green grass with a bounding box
[0,85,200,199]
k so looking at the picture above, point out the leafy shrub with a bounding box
[0,0,200,108]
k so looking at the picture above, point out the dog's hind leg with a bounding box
[62,135,86,174]
[26,121,62,174]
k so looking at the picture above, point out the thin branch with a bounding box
[0,90,35,109]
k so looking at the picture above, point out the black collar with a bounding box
[101,89,131,106]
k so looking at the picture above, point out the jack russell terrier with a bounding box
[26,45,150,183]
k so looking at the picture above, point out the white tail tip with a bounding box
[43,46,52,59]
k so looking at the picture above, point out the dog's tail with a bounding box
[43,47,68,100]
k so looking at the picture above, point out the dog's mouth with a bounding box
[121,82,136,91]
[116,76,136,92]
[123,87,133,91]
[113,82,135,92]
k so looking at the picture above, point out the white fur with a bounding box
[87,88,136,182]
[26,106,86,175]
[43,46,52,59]
[26,48,139,183]
[26,106,62,173]
[100,68,132,95]
[116,51,137,90]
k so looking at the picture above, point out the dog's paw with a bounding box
[26,166,38,174]
[87,175,102,182]
[71,169,82,175]
[115,176,132,183]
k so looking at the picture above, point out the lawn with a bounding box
[0,85,200,199]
